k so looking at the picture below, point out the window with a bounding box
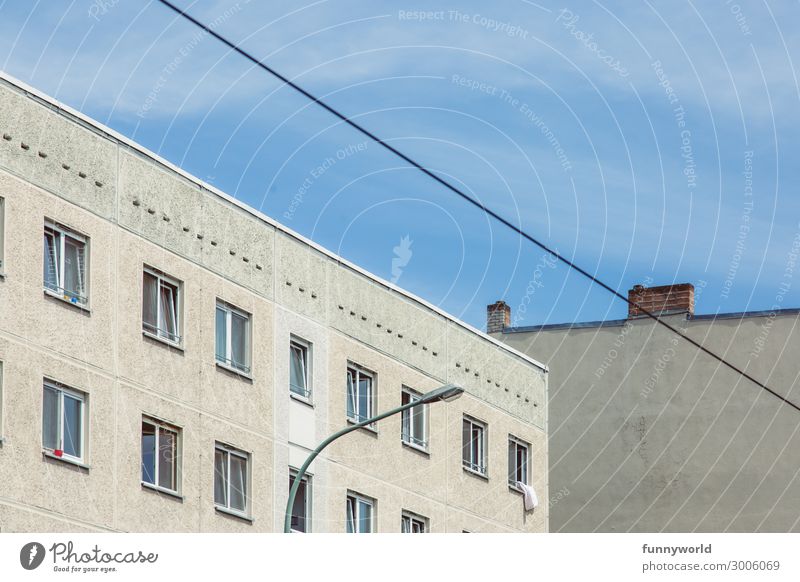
[214,443,250,516]
[289,338,311,399]
[43,221,88,306]
[0,196,5,273]
[42,380,86,463]
[401,387,428,451]
[215,301,251,374]
[289,469,311,532]
[462,416,487,476]
[401,511,428,533]
[346,365,374,425]
[142,267,181,344]
[508,436,530,488]
[141,417,180,493]
[346,492,374,533]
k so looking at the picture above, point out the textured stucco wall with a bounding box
[498,312,800,532]
[0,74,547,533]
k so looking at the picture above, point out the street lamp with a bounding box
[283,383,464,532]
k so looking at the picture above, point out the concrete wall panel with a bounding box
[275,233,328,323]
[328,265,448,379]
[448,323,545,428]
[118,150,206,264]
[0,83,116,219]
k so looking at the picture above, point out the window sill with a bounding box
[215,505,254,523]
[43,288,91,313]
[215,361,253,381]
[42,450,90,470]
[142,330,184,351]
[290,392,314,407]
[508,483,526,494]
[347,417,378,434]
[141,481,184,501]
[463,465,489,481]
[402,440,430,456]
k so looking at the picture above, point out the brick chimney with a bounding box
[628,283,694,318]
[487,301,511,333]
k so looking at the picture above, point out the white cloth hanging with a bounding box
[517,481,539,511]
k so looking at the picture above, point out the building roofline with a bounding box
[502,308,800,334]
[0,70,547,373]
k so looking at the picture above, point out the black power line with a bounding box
[154,0,800,414]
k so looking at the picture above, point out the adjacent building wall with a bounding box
[497,306,800,532]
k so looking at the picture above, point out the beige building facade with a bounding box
[491,283,800,532]
[0,72,547,533]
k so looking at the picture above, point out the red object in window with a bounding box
[54,449,63,457]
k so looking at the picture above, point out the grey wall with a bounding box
[498,312,800,532]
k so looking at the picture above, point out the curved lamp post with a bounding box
[284,383,464,532]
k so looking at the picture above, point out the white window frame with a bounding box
[141,416,181,495]
[42,380,86,465]
[346,364,375,427]
[346,492,374,533]
[462,415,487,477]
[142,267,182,346]
[215,300,252,375]
[401,386,428,452]
[401,510,428,533]
[289,337,312,400]
[508,435,530,489]
[0,196,5,275]
[43,220,89,306]
[214,442,251,518]
[289,468,312,533]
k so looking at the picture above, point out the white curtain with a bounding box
[290,345,306,394]
[214,449,227,506]
[43,230,59,291]
[215,307,226,363]
[346,497,355,533]
[229,454,247,512]
[346,370,356,419]
[62,394,81,458]
[358,499,372,533]
[142,272,158,332]
[42,386,59,450]
[159,282,177,339]
[462,419,470,466]
[140,422,156,484]
[358,375,371,420]
[230,312,247,369]
[411,401,425,443]
[157,428,176,490]
[508,441,515,483]
[63,236,85,300]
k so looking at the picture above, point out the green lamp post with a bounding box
[284,383,464,533]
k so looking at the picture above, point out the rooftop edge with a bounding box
[0,70,548,374]
[501,308,800,334]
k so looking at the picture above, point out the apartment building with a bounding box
[0,72,547,533]
[490,283,800,532]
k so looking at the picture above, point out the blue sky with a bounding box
[1,0,798,330]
